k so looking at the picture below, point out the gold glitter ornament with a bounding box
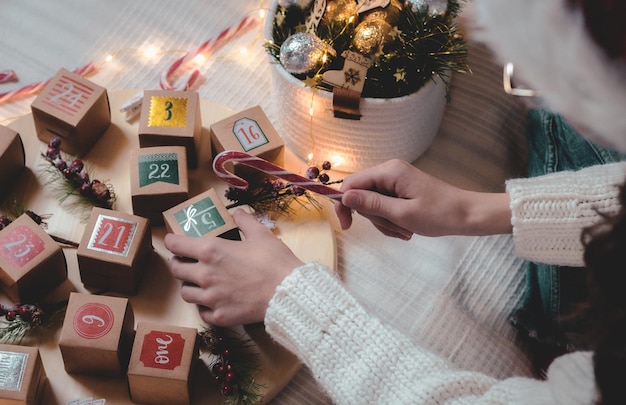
[323,0,358,23]
[279,32,333,74]
[352,18,393,56]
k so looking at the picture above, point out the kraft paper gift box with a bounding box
[0,214,67,303]
[162,188,240,240]
[58,292,135,376]
[138,90,202,169]
[209,105,284,185]
[31,68,110,156]
[0,125,25,190]
[127,322,199,405]
[76,207,152,295]
[130,146,189,225]
[0,344,47,405]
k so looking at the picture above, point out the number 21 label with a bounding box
[88,215,138,257]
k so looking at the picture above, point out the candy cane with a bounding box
[159,14,260,91]
[0,63,97,104]
[213,150,344,201]
[0,70,18,84]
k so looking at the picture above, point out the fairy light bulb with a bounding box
[307,152,314,161]
[332,155,345,168]
[143,45,159,59]
[192,53,207,65]
[240,47,248,56]
[104,54,114,63]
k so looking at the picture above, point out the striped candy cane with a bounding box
[159,14,260,91]
[0,63,97,104]
[0,70,18,84]
[213,150,344,201]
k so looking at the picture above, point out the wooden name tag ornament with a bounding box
[0,344,47,405]
[162,188,240,240]
[76,207,152,295]
[0,125,25,191]
[31,68,111,157]
[127,322,199,405]
[59,292,135,376]
[0,214,67,303]
[138,90,202,169]
[130,146,189,225]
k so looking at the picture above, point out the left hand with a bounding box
[164,209,304,327]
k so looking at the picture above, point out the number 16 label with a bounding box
[88,215,138,257]
[233,117,269,152]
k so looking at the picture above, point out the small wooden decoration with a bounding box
[76,207,152,295]
[162,188,240,240]
[58,292,135,376]
[0,214,67,303]
[31,68,110,156]
[130,146,189,225]
[127,322,199,405]
[138,90,202,169]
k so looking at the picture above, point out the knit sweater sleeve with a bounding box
[506,161,626,266]
[265,262,597,405]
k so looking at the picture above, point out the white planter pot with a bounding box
[265,1,448,173]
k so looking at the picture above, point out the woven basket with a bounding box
[265,2,448,173]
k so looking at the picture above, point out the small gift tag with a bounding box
[357,0,390,14]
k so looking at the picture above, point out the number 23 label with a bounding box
[0,225,45,267]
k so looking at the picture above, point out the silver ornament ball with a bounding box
[406,0,448,16]
[279,32,329,74]
[277,0,314,9]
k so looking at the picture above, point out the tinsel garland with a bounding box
[266,0,468,98]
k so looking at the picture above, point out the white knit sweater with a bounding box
[265,162,626,404]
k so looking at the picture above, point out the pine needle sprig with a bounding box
[199,326,265,405]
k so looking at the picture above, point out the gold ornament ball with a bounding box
[323,0,358,24]
[352,18,393,56]
[361,0,403,26]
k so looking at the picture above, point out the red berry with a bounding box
[305,166,320,179]
[77,172,90,184]
[46,147,59,160]
[5,311,16,321]
[224,371,236,382]
[70,159,84,173]
[322,161,331,170]
[48,137,61,149]
[62,168,74,179]
[221,384,233,396]
[318,173,330,184]
[79,183,92,196]
[55,160,68,171]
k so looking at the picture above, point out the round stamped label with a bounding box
[73,303,115,339]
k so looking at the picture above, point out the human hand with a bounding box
[164,209,304,327]
[334,159,512,238]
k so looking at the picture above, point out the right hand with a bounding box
[334,159,512,239]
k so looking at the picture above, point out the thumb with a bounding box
[342,189,395,218]
[232,209,274,239]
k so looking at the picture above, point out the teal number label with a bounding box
[138,153,180,187]
[173,197,225,237]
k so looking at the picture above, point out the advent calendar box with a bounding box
[209,105,284,184]
[76,208,152,295]
[31,68,110,156]
[0,125,25,190]
[138,90,202,169]
[162,188,240,240]
[130,146,189,225]
[127,322,199,405]
[0,344,47,405]
[0,214,67,303]
[59,292,135,376]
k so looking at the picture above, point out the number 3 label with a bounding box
[88,215,138,257]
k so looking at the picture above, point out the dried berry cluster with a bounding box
[43,137,116,208]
